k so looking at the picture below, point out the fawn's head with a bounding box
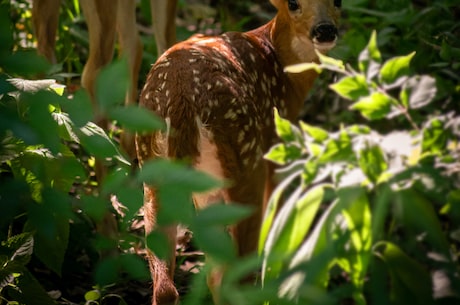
[271,0,341,62]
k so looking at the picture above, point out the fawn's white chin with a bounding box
[314,40,337,52]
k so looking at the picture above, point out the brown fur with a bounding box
[136,0,340,304]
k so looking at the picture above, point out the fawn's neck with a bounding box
[247,14,320,120]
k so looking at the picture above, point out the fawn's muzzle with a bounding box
[311,22,338,44]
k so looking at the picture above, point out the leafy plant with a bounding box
[260,31,460,305]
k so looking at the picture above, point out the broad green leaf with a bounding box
[374,241,432,305]
[264,143,302,165]
[108,105,165,132]
[101,166,130,196]
[358,144,388,183]
[347,125,371,135]
[80,195,108,222]
[191,223,236,262]
[145,231,172,261]
[329,75,369,101]
[379,52,415,84]
[259,171,301,254]
[338,188,372,291]
[194,204,253,226]
[407,75,437,109]
[23,92,61,154]
[358,31,382,73]
[299,122,328,142]
[10,269,56,305]
[3,233,34,266]
[94,256,119,286]
[279,198,341,294]
[319,129,353,163]
[156,186,196,225]
[85,290,101,301]
[274,108,298,142]
[395,189,450,254]
[78,122,129,164]
[301,160,319,185]
[137,159,223,192]
[284,62,322,74]
[316,51,345,71]
[350,92,394,120]
[114,186,144,222]
[53,112,79,142]
[60,89,94,128]
[26,189,71,276]
[2,51,50,76]
[422,118,448,155]
[7,78,56,93]
[262,185,325,279]
[95,58,130,112]
[118,254,150,280]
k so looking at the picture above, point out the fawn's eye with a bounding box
[287,0,300,11]
[334,0,342,8]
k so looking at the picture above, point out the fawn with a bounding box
[136,0,341,304]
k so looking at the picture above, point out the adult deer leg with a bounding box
[32,0,60,63]
[150,0,177,55]
[79,0,119,237]
[116,0,144,158]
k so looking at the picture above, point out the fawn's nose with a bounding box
[311,22,338,43]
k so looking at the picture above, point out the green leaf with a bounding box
[329,75,369,101]
[350,92,394,120]
[60,89,94,128]
[262,185,325,278]
[26,188,71,276]
[279,198,341,294]
[118,254,150,280]
[274,108,297,142]
[302,160,319,185]
[2,51,51,76]
[114,186,144,222]
[319,129,353,163]
[95,58,130,112]
[95,256,119,286]
[145,231,172,261]
[338,188,372,290]
[8,269,56,305]
[379,52,415,84]
[2,233,34,266]
[284,62,322,74]
[78,122,129,164]
[137,159,223,192]
[358,144,388,183]
[85,289,101,301]
[7,78,57,93]
[394,189,450,254]
[259,171,301,254]
[264,143,302,165]
[191,223,237,262]
[316,51,345,71]
[23,92,62,154]
[407,75,437,109]
[374,242,432,305]
[108,105,165,132]
[422,118,448,155]
[81,195,108,222]
[194,204,253,226]
[299,122,328,142]
[358,31,382,73]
